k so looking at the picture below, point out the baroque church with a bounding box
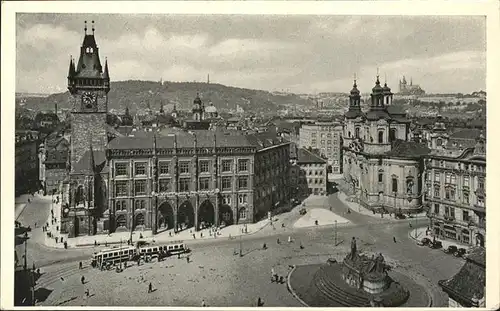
[342,76,431,213]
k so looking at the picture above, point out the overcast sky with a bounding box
[16,13,485,94]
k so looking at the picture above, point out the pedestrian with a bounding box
[35,222,37,228]
[393,236,397,243]
[85,289,90,297]
[279,276,284,284]
[36,268,40,276]
[193,234,196,239]
[201,299,206,307]
[288,236,292,243]
[55,237,59,243]
[300,243,304,249]
[200,232,203,238]
[94,240,97,247]
[81,276,85,284]
[263,243,267,250]
[32,262,36,271]
[281,223,285,228]
[257,297,263,307]
[409,222,412,228]
[169,231,172,237]
[277,238,280,244]
[148,282,153,293]
[140,233,143,239]
[28,198,31,203]
[177,253,181,259]
[186,256,190,263]
[79,261,83,269]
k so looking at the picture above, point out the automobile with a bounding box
[299,208,307,215]
[395,213,406,220]
[417,237,431,246]
[443,245,458,254]
[454,248,467,258]
[428,240,443,249]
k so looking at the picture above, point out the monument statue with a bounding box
[350,237,357,259]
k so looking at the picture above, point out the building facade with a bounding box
[15,130,40,196]
[299,121,343,173]
[106,131,290,234]
[342,77,429,213]
[294,148,328,196]
[423,122,486,247]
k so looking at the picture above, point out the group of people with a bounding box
[270,268,285,284]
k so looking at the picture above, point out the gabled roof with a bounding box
[297,148,326,164]
[438,247,485,307]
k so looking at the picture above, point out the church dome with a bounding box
[382,82,392,95]
[372,77,383,94]
[350,81,360,95]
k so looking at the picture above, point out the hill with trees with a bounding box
[17,80,314,114]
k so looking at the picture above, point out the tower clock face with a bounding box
[82,91,97,109]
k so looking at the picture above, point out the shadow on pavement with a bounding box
[34,288,53,303]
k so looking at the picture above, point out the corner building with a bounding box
[342,77,429,213]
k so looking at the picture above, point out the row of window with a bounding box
[348,128,398,143]
[427,184,485,206]
[114,176,251,196]
[115,159,251,177]
[115,196,248,212]
[307,170,324,176]
[434,204,474,222]
[310,131,340,139]
[427,172,484,190]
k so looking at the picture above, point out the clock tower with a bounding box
[68,21,110,171]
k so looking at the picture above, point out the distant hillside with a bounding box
[17,80,314,114]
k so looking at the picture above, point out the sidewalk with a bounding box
[293,208,350,228]
[43,212,271,249]
[408,226,473,250]
[337,192,427,221]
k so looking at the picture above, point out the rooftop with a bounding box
[297,148,327,164]
[438,247,485,307]
[386,140,431,158]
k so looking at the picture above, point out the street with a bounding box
[16,193,464,307]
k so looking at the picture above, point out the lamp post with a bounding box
[239,234,243,257]
[334,220,338,246]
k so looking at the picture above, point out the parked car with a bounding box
[444,245,458,254]
[417,237,431,246]
[428,240,443,249]
[454,248,467,258]
[395,213,406,220]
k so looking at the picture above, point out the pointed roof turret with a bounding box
[68,56,76,77]
[159,100,165,114]
[345,78,363,119]
[87,138,96,174]
[103,57,110,79]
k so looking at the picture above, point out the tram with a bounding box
[91,240,190,269]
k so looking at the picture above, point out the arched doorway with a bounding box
[116,215,127,229]
[198,200,215,230]
[476,233,484,247]
[157,202,174,233]
[219,204,233,227]
[134,213,145,230]
[178,201,195,231]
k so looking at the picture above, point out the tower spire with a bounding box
[103,57,109,79]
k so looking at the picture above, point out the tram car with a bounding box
[91,245,136,269]
[91,241,190,268]
[135,240,191,261]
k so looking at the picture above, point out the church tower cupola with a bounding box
[345,78,363,119]
[192,93,204,121]
[382,78,393,106]
[370,73,385,110]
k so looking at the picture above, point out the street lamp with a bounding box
[239,234,243,257]
[334,220,338,246]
